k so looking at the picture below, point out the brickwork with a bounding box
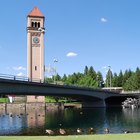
[0,103,64,113]
[26,96,45,103]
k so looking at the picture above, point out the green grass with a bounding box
[0,98,8,103]
[45,96,77,103]
[45,97,56,103]
[0,133,140,140]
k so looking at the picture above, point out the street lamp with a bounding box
[102,65,112,89]
[96,74,99,88]
[53,59,58,84]
[108,66,112,89]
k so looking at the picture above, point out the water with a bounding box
[0,107,140,135]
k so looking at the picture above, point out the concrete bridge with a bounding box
[0,75,139,107]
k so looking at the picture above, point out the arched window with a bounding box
[31,22,34,27]
[35,22,37,28]
[38,22,40,28]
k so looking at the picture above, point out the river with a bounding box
[0,107,140,135]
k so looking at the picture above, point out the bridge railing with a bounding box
[0,73,16,80]
[0,73,44,83]
[121,90,140,94]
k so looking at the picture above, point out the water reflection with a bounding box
[122,108,140,133]
[0,107,140,135]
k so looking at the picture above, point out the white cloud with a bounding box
[66,52,78,57]
[100,17,108,23]
[13,66,26,71]
[17,72,24,76]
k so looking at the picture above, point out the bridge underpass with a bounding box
[46,94,106,108]
[105,94,139,107]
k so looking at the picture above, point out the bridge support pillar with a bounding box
[82,100,106,108]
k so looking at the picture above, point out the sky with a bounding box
[0,0,140,78]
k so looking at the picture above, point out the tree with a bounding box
[96,71,103,87]
[88,66,96,80]
[45,65,140,91]
[84,66,88,76]
[44,77,53,83]
[122,69,132,86]
[135,67,140,89]
[62,74,67,82]
[55,74,61,81]
[112,73,119,87]
[106,69,113,87]
[123,73,138,91]
[117,70,123,87]
[78,76,96,88]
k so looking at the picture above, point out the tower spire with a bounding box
[28,6,44,17]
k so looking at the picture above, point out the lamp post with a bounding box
[108,66,112,89]
[53,59,58,84]
[96,74,99,88]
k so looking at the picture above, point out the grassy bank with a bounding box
[0,98,8,103]
[0,133,140,140]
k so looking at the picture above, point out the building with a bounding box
[26,7,45,102]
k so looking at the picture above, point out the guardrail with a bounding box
[121,90,140,94]
[0,73,44,83]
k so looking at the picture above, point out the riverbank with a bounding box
[0,133,140,140]
[0,102,82,113]
[0,102,64,112]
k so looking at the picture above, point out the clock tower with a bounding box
[26,7,45,102]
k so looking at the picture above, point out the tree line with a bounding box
[45,66,140,91]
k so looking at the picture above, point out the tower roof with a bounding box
[28,7,44,17]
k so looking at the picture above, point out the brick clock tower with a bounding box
[26,7,45,102]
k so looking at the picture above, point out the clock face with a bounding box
[33,36,39,44]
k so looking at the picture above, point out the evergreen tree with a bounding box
[55,74,61,81]
[106,69,113,87]
[122,69,132,86]
[112,73,119,87]
[88,66,96,80]
[72,73,78,84]
[62,74,67,82]
[135,67,140,89]
[123,73,138,91]
[79,76,96,88]
[96,71,103,87]
[84,66,88,76]
[45,65,140,91]
[118,70,123,87]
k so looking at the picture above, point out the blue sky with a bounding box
[0,0,140,78]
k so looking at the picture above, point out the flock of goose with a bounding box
[45,127,131,135]
[45,127,110,135]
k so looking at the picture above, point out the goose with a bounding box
[76,128,83,134]
[45,129,54,135]
[104,128,109,133]
[123,130,130,134]
[89,127,94,134]
[59,128,66,135]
